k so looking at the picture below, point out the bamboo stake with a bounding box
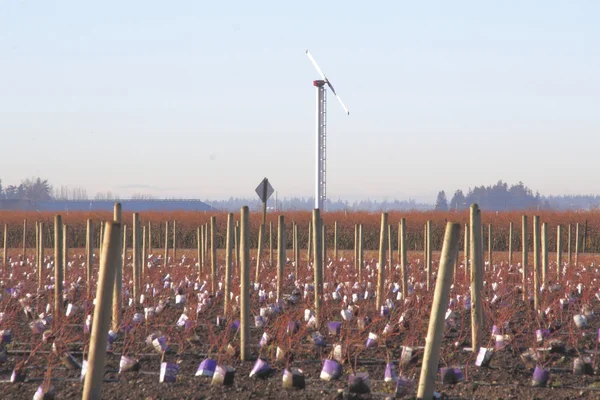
[376,213,388,311]
[417,222,460,400]
[240,206,250,361]
[312,209,323,327]
[82,221,119,400]
[54,215,63,322]
[211,216,216,295]
[399,218,407,300]
[277,215,285,301]
[533,216,541,310]
[224,213,233,315]
[522,215,528,302]
[470,205,483,353]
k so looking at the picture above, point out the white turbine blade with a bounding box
[305,50,327,81]
[326,81,350,115]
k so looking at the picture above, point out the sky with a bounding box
[0,1,598,203]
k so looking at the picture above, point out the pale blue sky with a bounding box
[1,1,598,202]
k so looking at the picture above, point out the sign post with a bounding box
[255,178,274,277]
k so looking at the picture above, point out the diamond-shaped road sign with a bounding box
[255,178,274,203]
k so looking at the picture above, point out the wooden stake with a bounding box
[172,220,177,264]
[488,224,493,270]
[358,224,363,283]
[239,207,250,361]
[269,221,273,267]
[470,205,483,353]
[376,213,388,311]
[522,215,528,302]
[112,203,122,333]
[556,225,562,281]
[508,221,513,267]
[133,213,140,304]
[277,215,285,301]
[312,209,323,327]
[575,222,580,267]
[568,224,572,266]
[533,215,541,310]
[541,222,548,287]
[294,223,299,279]
[3,224,7,270]
[63,224,68,276]
[22,219,27,261]
[38,223,44,289]
[333,221,338,262]
[82,221,119,400]
[164,221,169,267]
[148,221,152,255]
[224,213,233,315]
[54,215,63,322]
[211,216,216,295]
[399,218,407,300]
[388,223,393,273]
[464,223,469,282]
[426,220,432,291]
[417,222,460,400]
[322,223,327,267]
[86,219,94,298]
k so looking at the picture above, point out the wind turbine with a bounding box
[306,49,350,211]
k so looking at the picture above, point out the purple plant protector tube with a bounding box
[195,358,217,377]
[249,358,271,378]
[159,362,179,383]
[320,359,342,381]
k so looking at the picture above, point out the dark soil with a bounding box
[0,249,599,399]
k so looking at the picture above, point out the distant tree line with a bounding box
[435,180,600,211]
[2,177,600,211]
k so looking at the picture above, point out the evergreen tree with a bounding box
[435,190,449,211]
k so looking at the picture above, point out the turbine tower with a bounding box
[306,50,350,211]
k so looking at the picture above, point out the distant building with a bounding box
[0,199,214,212]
